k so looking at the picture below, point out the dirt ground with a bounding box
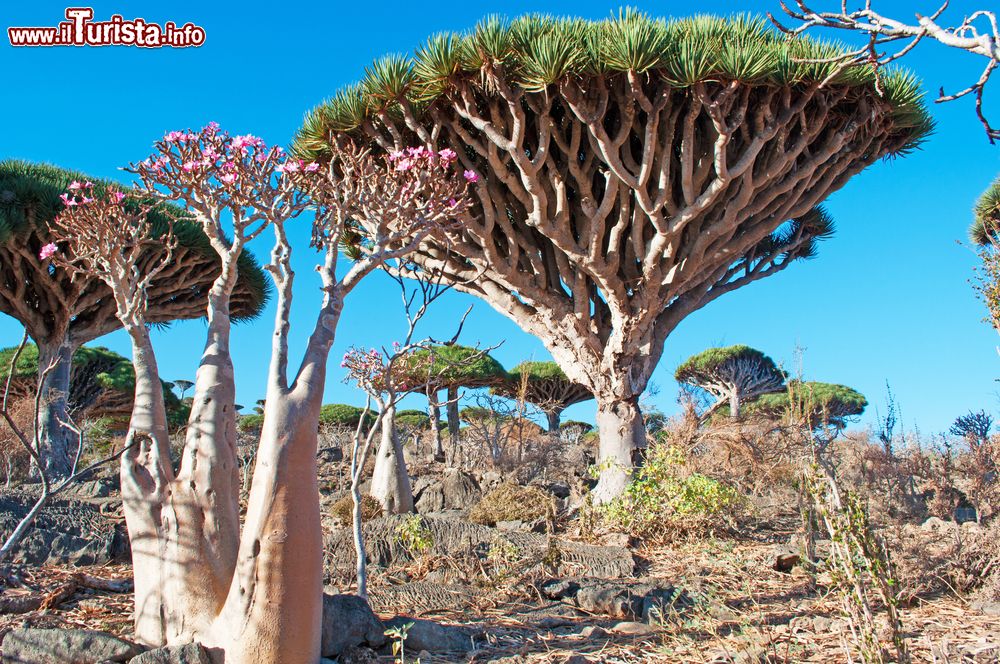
[1,534,996,663]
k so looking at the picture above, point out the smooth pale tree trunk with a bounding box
[730,391,741,419]
[446,385,460,463]
[428,393,444,461]
[208,396,323,664]
[34,339,76,478]
[369,403,414,514]
[590,396,645,505]
[545,409,561,433]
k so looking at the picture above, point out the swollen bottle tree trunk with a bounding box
[593,396,645,503]
[369,402,414,514]
[33,338,76,478]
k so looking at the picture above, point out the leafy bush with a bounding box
[395,514,434,555]
[469,483,549,526]
[331,494,383,525]
[601,441,745,541]
[319,403,376,430]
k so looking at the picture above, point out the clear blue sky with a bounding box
[2,0,999,434]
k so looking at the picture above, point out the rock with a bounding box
[970,600,1000,616]
[128,644,211,663]
[417,651,431,661]
[540,578,581,600]
[921,516,953,532]
[609,621,657,636]
[321,593,386,657]
[335,646,379,664]
[578,625,608,639]
[414,469,481,513]
[540,481,571,499]
[540,578,682,622]
[0,492,130,566]
[954,506,978,524]
[774,552,800,573]
[382,617,480,653]
[2,628,144,663]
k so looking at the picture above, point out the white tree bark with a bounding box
[369,402,414,514]
[590,397,645,504]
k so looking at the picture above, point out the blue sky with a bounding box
[2,0,999,434]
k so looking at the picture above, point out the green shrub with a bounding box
[319,403,376,430]
[395,514,434,555]
[601,442,745,541]
[470,483,549,526]
[331,494,383,525]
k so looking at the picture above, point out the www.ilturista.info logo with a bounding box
[8,8,205,48]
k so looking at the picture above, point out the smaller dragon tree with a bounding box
[0,343,185,433]
[738,380,867,432]
[971,175,1000,335]
[404,343,506,461]
[492,360,593,432]
[0,161,268,478]
[674,345,786,421]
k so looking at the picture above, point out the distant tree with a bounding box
[0,343,184,430]
[741,380,867,431]
[675,345,786,420]
[971,176,1000,336]
[173,379,195,400]
[404,344,505,460]
[950,409,993,449]
[492,361,593,432]
[319,403,377,430]
[0,161,268,477]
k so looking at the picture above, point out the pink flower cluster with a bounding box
[59,180,95,207]
[275,160,321,175]
[38,243,59,260]
[388,145,466,174]
[164,130,199,143]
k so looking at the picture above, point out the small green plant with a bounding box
[395,514,433,556]
[484,535,522,583]
[384,621,418,664]
[601,440,745,541]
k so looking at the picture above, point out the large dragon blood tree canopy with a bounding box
[0,160,269,476]
[294,11,932,501]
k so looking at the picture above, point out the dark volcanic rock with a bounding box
[1,628,143,663]
[0,491,129,566]
[321,593,386,657]
[382,617,481,654]
[128,643,211,664]
[414,469,481,513]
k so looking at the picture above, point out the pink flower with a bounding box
[220,173,237,184]
[112,191,127,203]
[388,150,405,162]
[68,181,82,190]
[304,162,320,173]
[463,170,480,183]
[164,130,185,142]
[203,121,220,134]
[81,197,94,204]
[233,134,264,150]
[38,243,59,260]
[83,181,93,189]
[438,148,457,163]
[59,193,76,206]
[448,198,458,207]
[395,159,413,172]
[276,161,300,175]
[182,161,201,172]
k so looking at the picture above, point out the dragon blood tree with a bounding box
[295,11,932,501]
[675,345,786,420]
[403,343,506,460]
[741,380,867,431]
[48,125,471,663]
[971,175,1000,333]
[493,361,593,431]
[0,342,185,431]
[0,161,267,478]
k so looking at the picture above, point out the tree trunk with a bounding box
[207,397,323,664]
[730,391,741,419]
[590,396,645,505]
[369,403,414,514]
[446,385,460,455]
[545,409,561,433]
[34,338,76,479]
[428,393,444,461]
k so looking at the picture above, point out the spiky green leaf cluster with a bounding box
[319,403,378,429]
[507,360,570,383]
[0,160,270,321]
[295,10,932,160]
[675,344,782,383]
[970,174,1000,245]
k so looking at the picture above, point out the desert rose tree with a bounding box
[0,162,267,478]
[675,345,786,420]
[493,361,593,432]
[49,126,472,663]
[296,12,932,501]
